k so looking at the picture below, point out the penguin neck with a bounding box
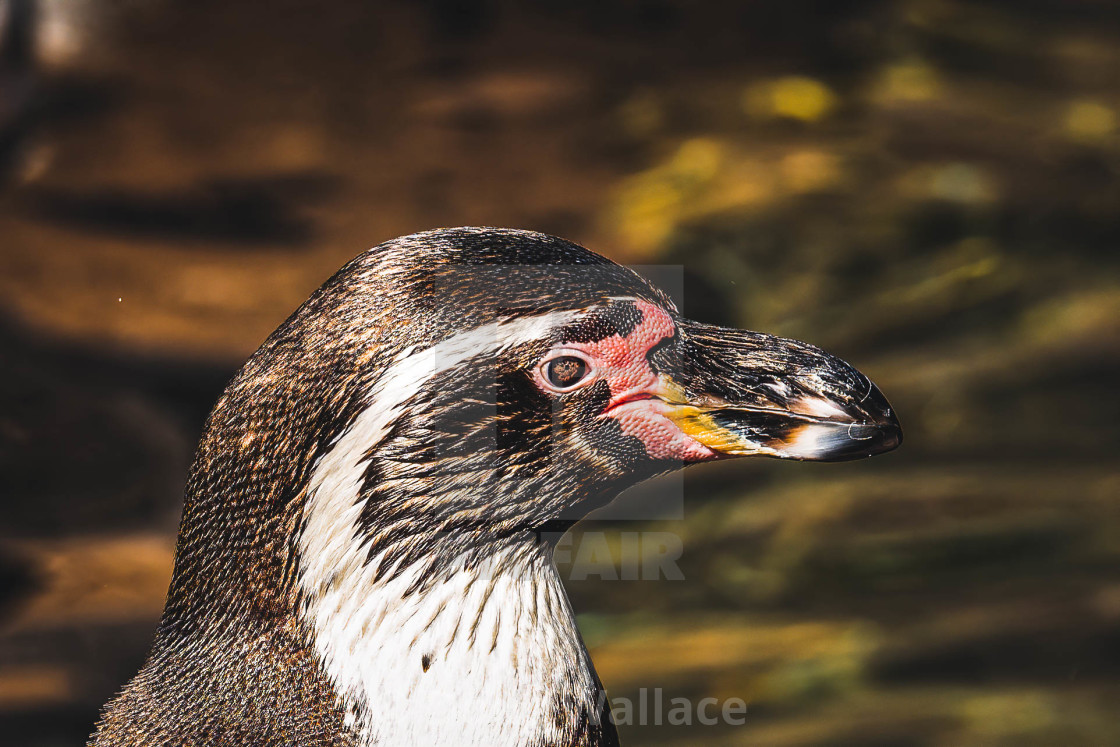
[299,534,611,746]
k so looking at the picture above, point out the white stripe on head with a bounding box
[299,310,577,595]
[297,310,600,746]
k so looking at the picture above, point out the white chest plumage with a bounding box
[305,544,599,746]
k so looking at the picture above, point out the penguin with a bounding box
[89,227,901,747]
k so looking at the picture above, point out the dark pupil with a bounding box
[546,356,587,388]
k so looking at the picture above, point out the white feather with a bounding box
[298,312,601,746]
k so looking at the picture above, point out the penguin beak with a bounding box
[655,321,902,462]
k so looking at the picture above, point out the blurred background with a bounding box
[1,0,1118,744]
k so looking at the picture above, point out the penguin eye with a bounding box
[543,355,590,391]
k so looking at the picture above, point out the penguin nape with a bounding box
[89,227,901,747]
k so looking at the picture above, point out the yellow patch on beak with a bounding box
[668,407,745,453]
[661,403,768,456]
[653,375,764,455]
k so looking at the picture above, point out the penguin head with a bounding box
[166,228,900,621]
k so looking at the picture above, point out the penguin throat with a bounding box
[299,539,607,746]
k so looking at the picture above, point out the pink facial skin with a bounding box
[534,299,719,463]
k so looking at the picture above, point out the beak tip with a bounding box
[802,421,902,462]
[778,387,903,462]
[846,390,904,459]
[865,418,903,458]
